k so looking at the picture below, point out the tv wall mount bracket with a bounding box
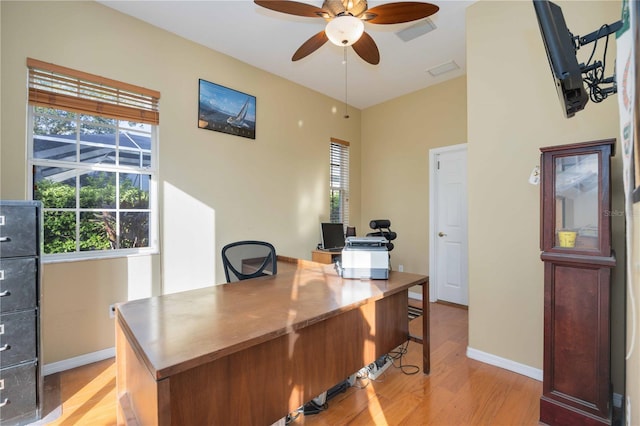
[572,20,623,102]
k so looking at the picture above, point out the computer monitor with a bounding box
[320,222,345,251]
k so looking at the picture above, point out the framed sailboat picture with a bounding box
[198,79,256,139]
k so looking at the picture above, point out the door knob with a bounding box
[438,232,447,237]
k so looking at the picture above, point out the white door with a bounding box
[429,145,468,305]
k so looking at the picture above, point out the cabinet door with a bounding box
[0,310,37,368]
[553,153,600,249]
[540,141,613,257]
[0,361,38,425]
[541,261,611,423]
[0,206,37,258]
[0,258,37,312]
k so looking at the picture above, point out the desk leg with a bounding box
[422,277,430,375]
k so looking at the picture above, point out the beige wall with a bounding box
[630,202,640,422]
[467,0,624,395]
[42,256,161,361]
[361,76,467,276]
[0,1,361,363]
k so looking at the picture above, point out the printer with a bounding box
[340,236,389,279]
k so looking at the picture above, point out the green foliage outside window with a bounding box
[35,174,149,254]
[330,190,341,223]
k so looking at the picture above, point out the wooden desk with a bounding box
[311,249,341,264]
[116,258,429,425]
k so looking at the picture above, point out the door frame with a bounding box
[429,143,468,303]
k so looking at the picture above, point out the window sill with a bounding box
[42,248,159,264]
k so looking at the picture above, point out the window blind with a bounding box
[27,58,160,125]
[330,138,350,225]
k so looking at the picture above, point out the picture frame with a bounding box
[198,79,256,139]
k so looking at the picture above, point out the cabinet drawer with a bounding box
[0,258,37,313]
[0,205,38,258]
[0,310,36,368]
[0,361,37,425]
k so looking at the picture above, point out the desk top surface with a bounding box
[117,258,427,380]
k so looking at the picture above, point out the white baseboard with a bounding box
[408,291,422,300]
[466,346,543,381]
[466,348,625,411]
[43,347,115,376]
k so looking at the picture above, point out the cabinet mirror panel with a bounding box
[554,153,599,250]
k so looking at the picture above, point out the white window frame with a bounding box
[28,108,159,262]
[330,138,350,225]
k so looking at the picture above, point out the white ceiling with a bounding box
[98,0,474,109]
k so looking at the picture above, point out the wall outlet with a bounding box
[398,264,404,272]
[109,304,116,319]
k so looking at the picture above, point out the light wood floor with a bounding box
[41,303,542,425]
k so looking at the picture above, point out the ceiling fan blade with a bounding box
[352,32,380,65]
[292,31,329,61]
[365,2,439,24]
[254,0,327,18]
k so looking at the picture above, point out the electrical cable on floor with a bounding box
[388,341,420,375]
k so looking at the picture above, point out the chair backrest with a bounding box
[367,219,396,252]
[221,240,277,283]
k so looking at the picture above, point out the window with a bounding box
[27,58,160,259]
[330,138,350,225]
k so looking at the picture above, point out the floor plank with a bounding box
[39,358,116,426]
[40,303,542,425]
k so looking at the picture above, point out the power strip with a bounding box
[368,357,392,380]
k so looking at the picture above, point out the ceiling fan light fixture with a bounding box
[325,15,364,47]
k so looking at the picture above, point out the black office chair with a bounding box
[221,240,277,283]
[366,219,396,272]
[346,226,357,237]
[366,219,396,252]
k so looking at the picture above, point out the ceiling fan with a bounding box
[254,0,439,65]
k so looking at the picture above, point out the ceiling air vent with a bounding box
[395,18,437,42]
[426,60,460,77]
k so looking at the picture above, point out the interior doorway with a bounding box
[429,144,468,305]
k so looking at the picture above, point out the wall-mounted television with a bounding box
[533,0,588,118]
[533,0,621,118]
[320,222,345,251]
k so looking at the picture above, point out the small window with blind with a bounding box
[330,138,350,225]
[26,58,160,260]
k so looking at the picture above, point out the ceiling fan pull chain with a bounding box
[344,47,349,119]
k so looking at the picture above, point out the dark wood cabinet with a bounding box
[539,139,615,425]
[0,201,43,425]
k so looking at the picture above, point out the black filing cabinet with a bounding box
[0,201,42,425]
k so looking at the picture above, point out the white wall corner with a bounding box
[43,347,115,376]
[408,291,423,300]
[466,346,543,381]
